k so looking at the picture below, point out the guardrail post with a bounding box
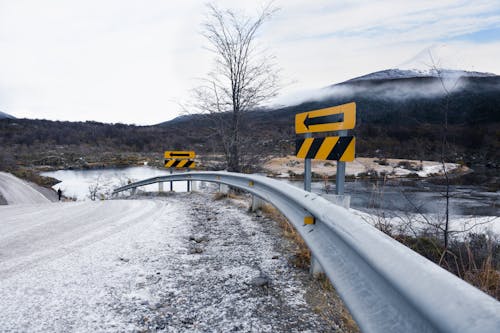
[251,195,265,212]
[310,255,324,276]
[335,130,348,195]
[131,188,137,195]
[302,210,325,276]
[219,183,229,194]
[158,182,164,193]
[321,194,351,209]
[304,133,312,192]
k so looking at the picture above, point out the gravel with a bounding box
[0,191,345,332]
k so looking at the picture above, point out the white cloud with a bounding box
[0,0,499,124]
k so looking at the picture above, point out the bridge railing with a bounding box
[113,171,500,333]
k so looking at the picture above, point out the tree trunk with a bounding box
[227,103,240,172]
[227,124,240,172]
[228,147,239,172]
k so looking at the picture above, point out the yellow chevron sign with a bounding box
[164,159,196,168]
[295,102,356,134]
[296,136,355,161]
[164,151,196,159]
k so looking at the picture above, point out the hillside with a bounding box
[0,111,15,120]
[162,72,500,167]
[1,69,499,179]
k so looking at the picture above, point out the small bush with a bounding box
[374,158,389,166]
[392,233,500,300]
[11,168,60,188]
[397,160,423,171]
[395,235,444,263]
[357,169,379,179]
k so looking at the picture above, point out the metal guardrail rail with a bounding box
[113,171,500,333]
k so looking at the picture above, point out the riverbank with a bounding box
[263,155,467,179]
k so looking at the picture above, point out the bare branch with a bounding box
[188,3,280,172]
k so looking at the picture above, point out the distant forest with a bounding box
[0,76,499,175]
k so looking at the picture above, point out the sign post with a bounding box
[336,130,347,195]
[304,133,312,192]
[170,169,173,192]
[295,102,356,196]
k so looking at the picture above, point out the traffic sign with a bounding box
[295,102,356,134]
[164,151,196,159]
[296,136,355,162]
[164,159,196,168]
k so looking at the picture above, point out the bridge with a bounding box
[113,171,500,333]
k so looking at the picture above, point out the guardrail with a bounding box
[113,171,500,333]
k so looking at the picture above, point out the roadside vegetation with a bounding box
[358,177,500,300]
[258,202,359,333]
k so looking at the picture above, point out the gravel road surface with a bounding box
[0,190,342,332]
[0,172,51,205]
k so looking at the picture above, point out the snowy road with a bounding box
[0,193,339,332]
[0,172,50,205]
[0,200,168,280]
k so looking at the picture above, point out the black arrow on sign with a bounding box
[170,153,191,157]
[304,113,344,129]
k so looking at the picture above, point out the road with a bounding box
[0,172,51,205]
[0,174,341,332]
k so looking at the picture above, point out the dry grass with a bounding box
[11,167,60,188]
[456,238,500,300]
[397,233,500,300]
[260,203,359,333]
[313,273,360,333]
[260,203,311,269]
[212,191,242,201]
[464,263,500,298]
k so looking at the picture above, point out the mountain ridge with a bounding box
[346,68,497,83]
[0,111,15,119]
[1,67,498,172]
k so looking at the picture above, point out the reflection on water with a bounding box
[285,178,499,217]
[42,167,499,216]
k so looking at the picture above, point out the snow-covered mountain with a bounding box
[347,68,496,82]
[0,111,15,119]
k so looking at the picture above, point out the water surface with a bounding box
[42,166,190,201]
[42,167,499,217]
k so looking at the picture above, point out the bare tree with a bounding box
[428,52,461,252]
[88,176,101,201]
[193,3,280,172]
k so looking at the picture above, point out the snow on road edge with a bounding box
[0,172,51,205]
[0,194,341,332]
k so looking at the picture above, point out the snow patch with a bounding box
[0,193,337,331]
[264,156,461,178]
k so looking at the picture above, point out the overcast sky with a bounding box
[1,0,499,125]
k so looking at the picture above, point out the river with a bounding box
[42,166,499,217]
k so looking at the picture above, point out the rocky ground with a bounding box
[124,192,352,332]
[0,185,354,332]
